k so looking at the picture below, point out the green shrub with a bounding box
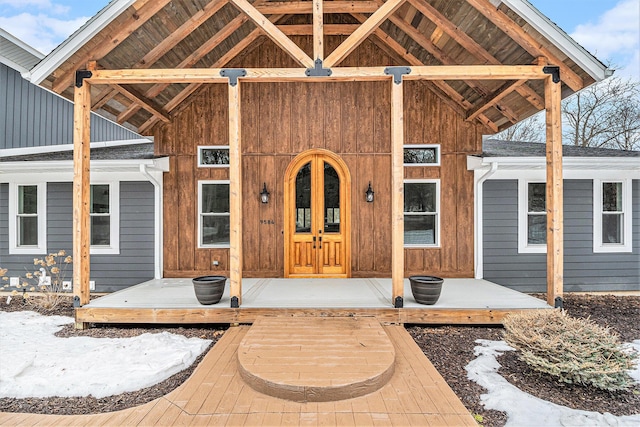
[503,309,637,391]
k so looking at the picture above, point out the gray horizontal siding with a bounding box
[1,63,140,150]
[0,182,154,292]
[483,179,640,292]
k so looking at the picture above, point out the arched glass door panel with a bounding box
[324,163,340,233]
[295,162,312,233]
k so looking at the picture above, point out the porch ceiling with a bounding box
[36,0,607,135]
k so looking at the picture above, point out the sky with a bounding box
[1,310,639,426]
[0,0,638,80]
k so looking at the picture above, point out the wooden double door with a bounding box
[284,150,351,277]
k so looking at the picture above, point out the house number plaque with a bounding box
[260,219,275,225]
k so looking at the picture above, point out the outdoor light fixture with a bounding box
[365,182,375,203]
[260,182,270,204]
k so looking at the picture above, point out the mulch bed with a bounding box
[0,293,638,426]
[409,293,640,427]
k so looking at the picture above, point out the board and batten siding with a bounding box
[483,179,640,292]
[0,63,140,150]
[154,37,485,279]
[0,182,155,292]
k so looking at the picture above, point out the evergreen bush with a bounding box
[503,309,637,391]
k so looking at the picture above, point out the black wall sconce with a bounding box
[260,182,270,204]
[365,182,375,203]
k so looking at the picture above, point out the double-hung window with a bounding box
[594,179,632,252]
[198,181,230,247]
[518,181,546,253]
[9,183,47,254]
[90,183,119,254]
[404,180,440,247]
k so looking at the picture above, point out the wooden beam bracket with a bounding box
[220,68,247,86]
[384,66,411,84]
[75,70,93,88]
[305,59,332,77]
[543,66,561,83]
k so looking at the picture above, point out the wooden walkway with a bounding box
[0,322,476,426]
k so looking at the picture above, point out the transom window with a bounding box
[518,181,547,253]
[594,179,632,253]
[198,181,230,247]
[9,182,46,254]
[198,146,230,167]
[403,145,440,166]
[404,180,440,247]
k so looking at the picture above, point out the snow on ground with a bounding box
[0,311,212,399]
[466,339,640,427]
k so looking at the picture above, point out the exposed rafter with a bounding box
[466,79,526,121]
[255,1,380,14]
[465,0,584,91]
[230,0,314,68]
[325,0,406,67]
[313,0,324,61]
[52,0,173,94]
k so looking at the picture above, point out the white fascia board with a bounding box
[0,57,28,74]
[0,158,169,182]
[468,156,640,171]
[27,0,136,84]
[0,139,152,158]
[502,0,610,82]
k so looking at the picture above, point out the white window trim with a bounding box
[90,182,120,255]
[593,179,633,253]
[518,180,547,254]
[403,179,440,248]
[198,146,230,168]
[198,180,230,248]
[8,182,47,255]
[403,144,441,167]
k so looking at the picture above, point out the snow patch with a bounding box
[466,339,640,427]
[0,311,212,399]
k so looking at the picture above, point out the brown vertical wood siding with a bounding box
[155,38,485,279]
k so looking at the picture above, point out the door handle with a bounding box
[312,236,316,249]
[318,236,322,249]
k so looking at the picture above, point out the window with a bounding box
[198,181,230,247]
[8,183,46,254]
[198,146,230,167]
[404,180,440,247]
[594,179,632,253]
[403,145,440,166]
[518,181,547,253]
[89,184,119,254]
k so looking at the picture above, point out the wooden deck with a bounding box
[0,320,476,426]
[77,278,551,325]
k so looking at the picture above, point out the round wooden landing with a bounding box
[237,316,396,403]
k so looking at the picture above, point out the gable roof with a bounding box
[26,0,610,135]
[0,142,157,162]
[0,28,44,74]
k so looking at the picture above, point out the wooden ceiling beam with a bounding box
[111,84,171,123]
[144,13,249,99]
[230,0,314,67]
[465,0,584,91]
[351,13,496,130]
[256,1,380,14]
[116,101,142,124]
[279,24,359,36]
[52,0,173,94]
[91,86,117,110]
[408,0,544,109]
[313,0,324,61]
[134,0,228,69]
[325,0,406,67]
[466,79,526,121]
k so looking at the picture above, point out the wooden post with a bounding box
[228,81,243,307]
[72,75,91,326]
[313,0,324,61]
[545,72,563,307]
[391,79,404,307]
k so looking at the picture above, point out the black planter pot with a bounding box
[192,276,227,305]
[409,275,444,305]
